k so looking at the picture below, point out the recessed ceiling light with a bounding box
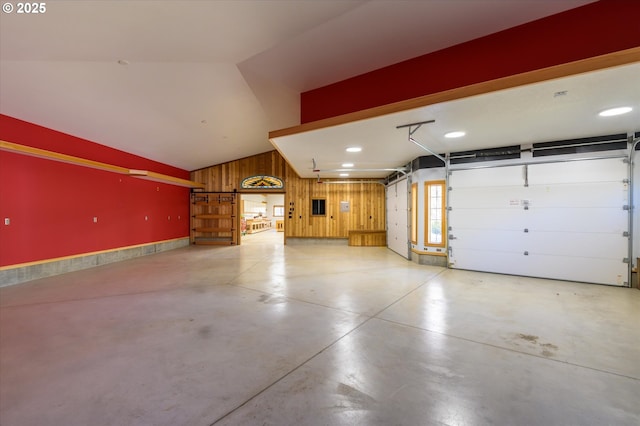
[445,131,466,138]
[340,173,349,177]
[346,147,362,153]
[599,106,632,117]
[342,163,354,168]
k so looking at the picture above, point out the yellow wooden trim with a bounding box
[1,140,130,174]
[269,47,640,139]
[411,248,447,257]
[0,237,189,271]
[425,180,446,248]
[411,183,418,245]
[129,169,205,188]
[0,140,205,188]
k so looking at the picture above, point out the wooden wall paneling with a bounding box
[193,152,386,242]
[348,230,387,246]
[284,176,386,240]
[191,151,287,193]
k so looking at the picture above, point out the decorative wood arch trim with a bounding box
[241,175,284,189]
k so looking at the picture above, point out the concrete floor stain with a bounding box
[517,334,539,343]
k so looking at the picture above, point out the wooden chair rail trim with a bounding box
[1,140,205,189]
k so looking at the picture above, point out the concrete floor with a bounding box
[1,230,639,426]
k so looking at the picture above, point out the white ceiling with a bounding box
[0,0,606,172]
[273,62,640,178]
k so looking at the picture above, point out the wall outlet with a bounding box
[93,217,98,223]
[4,218,9,225]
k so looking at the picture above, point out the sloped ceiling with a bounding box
[0,0,599,171]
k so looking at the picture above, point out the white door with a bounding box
[448,158,628,286]
[386,179,409,258]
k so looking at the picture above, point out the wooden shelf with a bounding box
[192,239,235,246]
[1,140,205,189]
[194,214,233,219]
[194,227,235,233]
[191,192,238,245]
[193,201,234,206]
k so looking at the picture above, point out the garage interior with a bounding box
[1,237,638,425]
[1,1,639,425]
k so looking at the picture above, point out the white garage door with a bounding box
[448,158,629,286]
[386,179,409,258]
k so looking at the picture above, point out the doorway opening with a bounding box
[239,193,285,246]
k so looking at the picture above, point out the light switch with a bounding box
[4,218,10,225]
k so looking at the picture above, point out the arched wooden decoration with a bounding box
[241,175,284,189]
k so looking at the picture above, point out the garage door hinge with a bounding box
[622,231,630,237]
[622,178,630,184]
[447,206,453,211]
[623,258,630,263]
[622,205,630,210]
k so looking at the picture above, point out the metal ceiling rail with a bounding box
[395,119,436,131]
[409,137,446,164]
[313,168,408,173]
[316,180,385,185]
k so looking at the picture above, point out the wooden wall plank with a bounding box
[191,151,386,242]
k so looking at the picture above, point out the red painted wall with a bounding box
[0,115,191,267]
[301,0,640,123]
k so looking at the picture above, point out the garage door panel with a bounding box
[527,208,627,234]
[450,166,523,187]
[450,209,527,229]
[525,232,626,258]
[452,229,525,252]
[450,250,627,285]
[449,158,629,286]
[522,254,627,285]
[529,158,626,184]
[526,182,627,208]
[450,186,528,208]
[451,229,625,259]
[450,249,531,277]
[386,180,409,259]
